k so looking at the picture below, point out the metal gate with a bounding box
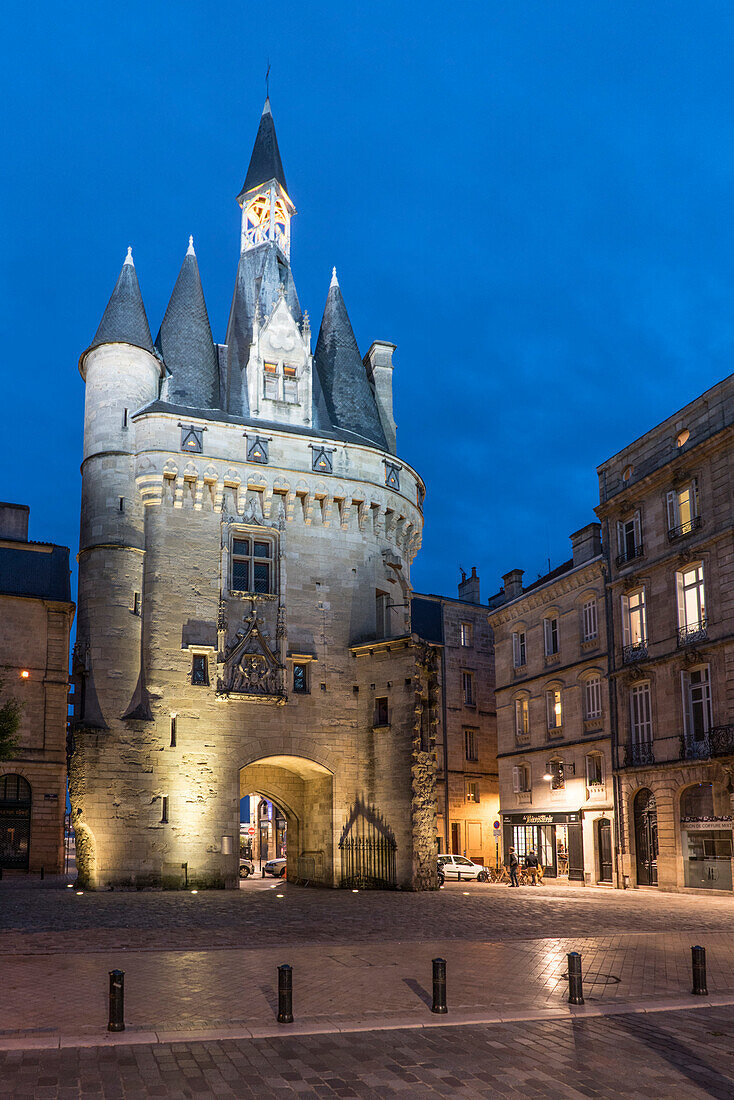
[339,799,397,889]
[0,774,31,870]
[634,788,658,886]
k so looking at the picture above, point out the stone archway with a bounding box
[239,754,335,886]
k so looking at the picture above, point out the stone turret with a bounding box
[156,237,219,410]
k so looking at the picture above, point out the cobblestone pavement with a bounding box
[2,877,734,954]
[3,1006,734,1098]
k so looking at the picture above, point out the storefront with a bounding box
[502,811,584,880]
[681,817,733,890]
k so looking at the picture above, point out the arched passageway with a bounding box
[239,755,334,886]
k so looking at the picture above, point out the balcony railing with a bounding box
[615,544,644,568]
[623,741,655,767]
[678,618,708,647]
[668,515,703,542]
[681,725,734,762]
[622,641,648,663]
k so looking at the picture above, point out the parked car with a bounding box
[437,854,488,885]
[239,858,255,879]
[263,857,287,878]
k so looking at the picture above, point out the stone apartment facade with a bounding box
[69,100,440,891]
[488,525,615,885]
[412,569,500,870]
[596,373,734,894]
[0,503,75,873]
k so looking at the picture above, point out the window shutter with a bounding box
[512,766,521,793]
[621,595,630,647]
[617,521,624,555]
[633,511,642,548]
[675,570,687,630]
[512,633,519,666]
[543,619,550,655]
[585,756,592,784]
[681,670,691,736]
[692,478,699,518]
[666,491,677,530]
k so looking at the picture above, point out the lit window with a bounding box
[466,781,480,803]
[546,688,563,731]
[582,599,598,642]
[616,512,642,565]
[263,361,278,400]
[676,429,690,448]
[512,630,526,667]
[460,621,473,647]
[231,535,274,594]
[547,759,565,790]
[622,589,647,653]
[515,697,529,738]
[584,676,602,720]
[676,563,706,641]
[543,616,559,657]
[283,365,298,403]
[462,671,475,706]
[667,479,699,537]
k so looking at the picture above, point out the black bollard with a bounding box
[567,952,584,1005]
[692,945,708,996]
[40,866,45,881]
[277,964,293,1024]
[432,957,448,1014]
[108,969,125,1032]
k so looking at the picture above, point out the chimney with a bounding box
[363,341,397,453]
[502,569,524,601]
[570,522,602,567]
[458,566,480,604]
[0,503,30,542]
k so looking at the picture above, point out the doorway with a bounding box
[597,818,613,883]
[0,774,31,870]
[450,822,461,855]
[634,788,658,886]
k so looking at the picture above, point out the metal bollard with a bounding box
[692,945,708,996]
[108,969,125,1032]
[432,957,448,1014]
[567,952,584,1005]
[40,866,45,881]
[277,964,293,1023]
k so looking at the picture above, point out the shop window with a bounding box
[681,784,714,820]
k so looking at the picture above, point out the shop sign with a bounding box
[502,812,580,826]
[681,816,733,832]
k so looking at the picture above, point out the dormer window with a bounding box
[283,364,298,403]
[263,362,278,400]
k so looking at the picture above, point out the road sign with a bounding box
[247,825,256,836]
[493,820,501,834]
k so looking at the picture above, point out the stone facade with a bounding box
[596,373,734,894]
[69,102,439,891]
[412,570,500,870]
[489,525,615,885]
[0,503,74,873]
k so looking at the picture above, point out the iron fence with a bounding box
[339,834,397,890]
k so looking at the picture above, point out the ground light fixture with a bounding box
[276,893,284,898]
[66,884,73,889]
[190,889,198,894]
[76,891,83,895]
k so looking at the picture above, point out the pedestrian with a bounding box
[505,846,520,887]
[525,849,542,886]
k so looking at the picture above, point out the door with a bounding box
[597,819,613,883]
[0,775,31,870]
[634,788,658,886]
[567,823,584,881]
[450,822,461,855]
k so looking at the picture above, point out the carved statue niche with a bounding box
[217,612,285,701]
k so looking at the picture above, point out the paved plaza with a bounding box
[3,878,734,1095]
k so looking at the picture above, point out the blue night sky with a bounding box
[2,3,733,603]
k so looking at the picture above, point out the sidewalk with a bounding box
[2,931,733,1049]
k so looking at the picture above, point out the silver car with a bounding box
[437,854,488,884]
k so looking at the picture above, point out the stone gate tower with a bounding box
[70,100,439,890]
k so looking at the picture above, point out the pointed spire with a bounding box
[155,240,220,410]
[330,266,339,288]
[85,248,155,358]
[313,273,387,449]
[237,99,288,201]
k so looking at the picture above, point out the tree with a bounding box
[0,680,22,762]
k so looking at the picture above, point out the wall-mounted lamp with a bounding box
[19,670,30,680]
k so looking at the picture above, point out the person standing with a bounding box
[505,846,520,887]
[525,849,542,886]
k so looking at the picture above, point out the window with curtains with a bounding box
[676,563,706,643]
[546,688,563,732]
[667,478,699,538]
[621,588,647,659]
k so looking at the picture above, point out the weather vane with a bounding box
[266,60,271,99]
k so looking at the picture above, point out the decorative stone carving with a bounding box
[217,612,285,702]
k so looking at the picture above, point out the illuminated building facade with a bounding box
[69,100,439,890]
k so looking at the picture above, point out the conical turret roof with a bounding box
[313,270,387,449]
[86,248,155,358]
[237,99,288,201]
[156,238,220,410]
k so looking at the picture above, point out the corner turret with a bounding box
[156,237,220,410]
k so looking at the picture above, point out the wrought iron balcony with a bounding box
[622,641,648,663]
[678,618,708,646]
[681,725,734,762]
[668,514,703,542]
[623,741,655,767]
[615,544,644,569]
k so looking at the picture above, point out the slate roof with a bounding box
[313,277,388,450]
[84,250,155,360]
[237,99,288,201]
[0,543,72,603]
[224,242,302,415]
[155,241,220,410]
